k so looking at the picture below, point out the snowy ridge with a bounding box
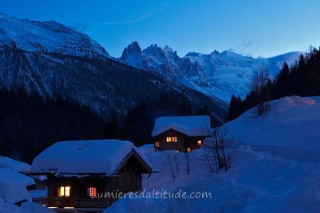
[0,13,109,57]
[120,42,301,102]
[0,14,227,122]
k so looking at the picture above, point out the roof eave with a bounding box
[113,149,152,175]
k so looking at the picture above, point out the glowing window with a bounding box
[155,141,160,147]
[197,140,202,146]
[87,187,97,198]
[186,147,191,152]
[172,137,177,142]
[166,137,172,142]
[58,186,71,197]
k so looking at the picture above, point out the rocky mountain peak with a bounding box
[121,41,142,59]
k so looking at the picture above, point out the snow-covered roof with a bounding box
[0,168,34,203]
[31,140,152,176]
[151,115,211,137]
[0,156,30,172]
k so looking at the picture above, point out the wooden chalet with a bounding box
[152,115,211,152]
[30,140,152,212]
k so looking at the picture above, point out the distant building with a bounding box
[152,115,211,152]
[30,140,152,212]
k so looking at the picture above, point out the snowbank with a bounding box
[0,197,54,213]
[0,157,52,212]
[106,146,320,213]
[226,96,320,162]
[0,168,34,204]
[0,156,30,172]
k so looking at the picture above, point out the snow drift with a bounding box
[0,158,52,213]
[226,96,320,162]
[0,156,30,172]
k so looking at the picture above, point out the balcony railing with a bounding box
[33,197,74,207]
[32,197,109,209]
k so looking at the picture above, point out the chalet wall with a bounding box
[154,129,205,152]
[154,129,186,152]
[185,136,205,150]
[45,156,144,210]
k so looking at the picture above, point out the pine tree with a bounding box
[275,63,290,98]
[106,110,119,139]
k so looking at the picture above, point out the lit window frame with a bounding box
[155,141,160,147]
[197,140,202,146]
[166,136,178,143]
[58,186,71,197]
[87,187,97,198]
[186,147,191,152]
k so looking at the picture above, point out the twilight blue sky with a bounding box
[1,0,320,57]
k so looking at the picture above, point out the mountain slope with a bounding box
[120,42,301,102]
[226,96,320,162]
[0,13,108,57]
[0,14,227,122]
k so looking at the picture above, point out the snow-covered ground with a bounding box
[226,96,320,163]
[106,96,320,212]
[0,156,30,172]
[1,96,319,212]
[0,198,53,213]
[0,157,52,213]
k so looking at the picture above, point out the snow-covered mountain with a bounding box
[120,42,301,102]
[0,14,227,121]
[0,13,109,57]
[108,96,320,212]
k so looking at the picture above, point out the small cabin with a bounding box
[30,140,152,212]
[151,115,211,152]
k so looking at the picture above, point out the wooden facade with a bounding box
[154,128,205,152]
[33,151,151,212]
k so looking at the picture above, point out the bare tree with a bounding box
[214,126,233,171]
[201,122,217,174]
[251,66,271,116]
[202,140,215,174]
[203,126,233,173]
[166,152,176,179]
[185,152,190,175]
[173,151,179,172]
